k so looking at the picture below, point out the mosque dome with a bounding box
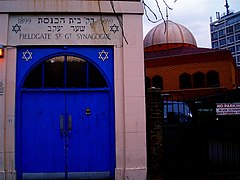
[144,20,197,51]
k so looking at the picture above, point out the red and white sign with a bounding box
[216,103,240,115]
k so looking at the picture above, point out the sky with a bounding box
[143,0,240,48]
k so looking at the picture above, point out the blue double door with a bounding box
[16,46,115,179]
[21,91,112,179]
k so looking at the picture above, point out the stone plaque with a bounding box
[9,15,122,46]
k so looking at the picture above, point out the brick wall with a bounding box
[145,49,238,99]
[146,55,237,91]
[146,88,163,179]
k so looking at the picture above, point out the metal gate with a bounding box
[146,89,240,179]
[162,92,240,179]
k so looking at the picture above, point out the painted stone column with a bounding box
[115,13,147,180]
[0,14,9,180]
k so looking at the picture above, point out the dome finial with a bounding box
[166,7,169,49]
[166,7,169,21]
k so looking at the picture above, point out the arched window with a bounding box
[193,72,205,88]
[145,76,151,89]
[152,75,163,89]
[23,56,107,88]
[179,73,192,89]
[206,70,220,87]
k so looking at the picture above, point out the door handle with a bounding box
[60,115,64,134]
[68,114,72,131]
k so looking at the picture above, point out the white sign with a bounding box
[8,15,122,46]
[216,103,240,115]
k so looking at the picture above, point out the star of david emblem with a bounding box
[12,24,21,33]
[98,50,109,62]
[110,24,119,34]
[22,50,33,62]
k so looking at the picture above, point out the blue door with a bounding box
[16,47,115,179]
[21,92,66,178]
[67,92,111,178]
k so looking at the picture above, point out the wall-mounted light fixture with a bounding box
[0,44,4,58]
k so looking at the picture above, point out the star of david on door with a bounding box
[22,50,33,62]
[98,50,109,62]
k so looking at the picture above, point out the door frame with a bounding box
[15,46,115,179]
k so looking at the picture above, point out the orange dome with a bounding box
[144,20,197,51]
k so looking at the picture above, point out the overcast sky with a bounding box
[143,0,240,48]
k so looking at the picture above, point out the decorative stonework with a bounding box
[12,23,21,33]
